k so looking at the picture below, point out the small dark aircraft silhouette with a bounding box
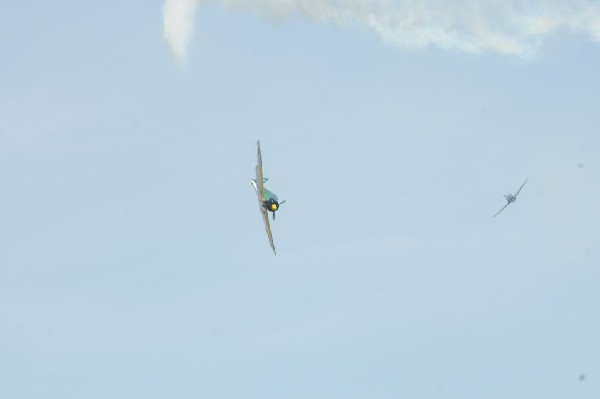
[494,178,528,218]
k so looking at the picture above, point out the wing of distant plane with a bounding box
[255,141,276,254]
[255,141,265,202]
[493,202,510,218]
[515,178,528,197]
[261,207,276,254]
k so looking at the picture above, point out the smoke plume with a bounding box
[163,0,600,61]
[163,0,199,63]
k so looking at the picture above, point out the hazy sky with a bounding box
[1,1,599,398]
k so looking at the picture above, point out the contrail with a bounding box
[163,0,600,62]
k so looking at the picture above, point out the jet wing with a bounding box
[515,178,528,197]
[255,141,276,254]
[255,141,265,202]
[493,202,510,218]
[261,207,276,254]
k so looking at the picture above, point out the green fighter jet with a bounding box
[251,141,285,254]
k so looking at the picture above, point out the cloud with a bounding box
[163,0,600,62]
[163,0,200,63]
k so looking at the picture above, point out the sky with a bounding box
[1,1,599,398]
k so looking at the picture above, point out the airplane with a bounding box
[494,178,528,218]
[251,141,285,254]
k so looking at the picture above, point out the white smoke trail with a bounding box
[163,0,600,61]
[163,0,201,63]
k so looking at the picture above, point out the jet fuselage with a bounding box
[504,194,516,204]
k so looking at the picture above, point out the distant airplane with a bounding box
[251,141,285,254]
[494,178,528,218]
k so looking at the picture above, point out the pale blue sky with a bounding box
[1,1,599,398]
